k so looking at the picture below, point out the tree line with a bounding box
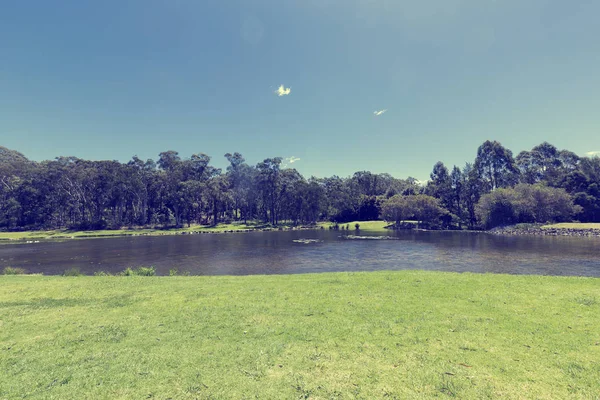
[1,140,599,231]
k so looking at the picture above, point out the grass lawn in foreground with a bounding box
[542,223,600,230]
[1,271,599,399]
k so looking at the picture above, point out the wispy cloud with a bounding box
[373,109,387,116]
[275,84,291,96]
[586,151,600,157]
[282,156,301,168]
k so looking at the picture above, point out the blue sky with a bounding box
[1,0,599,181]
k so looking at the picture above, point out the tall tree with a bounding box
[256,158,282,224]
[224,152,246,220]
[474,140,519,192]
[425,161,453,211]
[449,166,463,220]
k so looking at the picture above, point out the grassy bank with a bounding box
[0,222,322,242]
[0,220,393,242]
[1,271,598,399]
[542,223,600,230]
[320,220,390,232]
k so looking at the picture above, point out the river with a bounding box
[1,230,599,276]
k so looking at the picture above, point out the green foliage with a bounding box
[169,268,179,276]
[135,266,156,276]
[63,267,82,277]
[93,271,112,276]
[381,194,448,226]
[474,140,519,191]
[119,267,135,276]
[119,266,156,276]
[476,184,580,229]
[2,139,600,233]
[2,266,27,275]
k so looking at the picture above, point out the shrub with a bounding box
[3,267,27,275]
[381,194,447,227]
[120,266,156,276]
[63,267,82,277]
[120,267,135,276]
[169,268,178,276]
[476,184,581,229]
[94,271,112,276]
[134,266,156,276]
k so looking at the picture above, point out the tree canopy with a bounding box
[1,140,599,231]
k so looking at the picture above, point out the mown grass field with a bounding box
[1,271,599,399]
[542,223,600,230]
[319,220,391,232]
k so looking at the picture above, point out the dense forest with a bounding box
[1,140,599,231]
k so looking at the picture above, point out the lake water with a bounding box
[1,230,599,277]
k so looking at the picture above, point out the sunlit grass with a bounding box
[1,271,598,399]
[542,223,600,230]
[0,222,307,241]
[318,220,391,232]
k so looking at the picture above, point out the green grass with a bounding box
[1,271,599,399]
[0,220,393,242]
[319,220,391,232]
[542,223,600,230]
[0,221,323,242]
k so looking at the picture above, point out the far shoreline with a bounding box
[2,220,600,243]
[489,223,600,238]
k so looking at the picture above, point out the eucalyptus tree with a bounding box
[474,140,519,192]
[256,157,282,224]
[224,152,247,220]
[425,161,453,211]
[462,163,482,228]
[449,166,463,220]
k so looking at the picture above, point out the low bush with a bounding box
[3,267,27,275]
[120,266,156,276]
[63,267,82,277]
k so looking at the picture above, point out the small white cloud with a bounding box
[282,156,301,168]
[586,151,600,157]
[275,85,291,97]
[373,109,387,116]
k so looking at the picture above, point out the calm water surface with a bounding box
[1,230,599,276]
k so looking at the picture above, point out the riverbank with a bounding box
[490,223,600,238]
[4,220,600,243]
[0,220,391,242]
[1,271,598,399]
